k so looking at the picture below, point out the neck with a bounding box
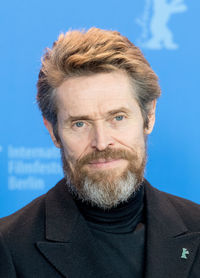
[74,183,145,234]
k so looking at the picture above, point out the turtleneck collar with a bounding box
[75,183,144,234]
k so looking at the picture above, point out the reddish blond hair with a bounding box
[37,28,161,138]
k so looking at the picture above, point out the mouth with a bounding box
[87,158,126,169]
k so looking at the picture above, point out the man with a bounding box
[0,28,199,278]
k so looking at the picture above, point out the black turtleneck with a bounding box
[75,184,146,278]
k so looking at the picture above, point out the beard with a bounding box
[61,144,146,209]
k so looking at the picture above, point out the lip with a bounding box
[88,159,124,169]
[89,158,116,164]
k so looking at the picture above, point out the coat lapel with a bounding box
[144,181,200,278]
[36,179,200,278]
[36,179,113,278]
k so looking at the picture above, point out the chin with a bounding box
[66,170,142,209]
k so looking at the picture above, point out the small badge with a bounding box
[181,248,189,259]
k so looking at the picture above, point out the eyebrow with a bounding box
[65,107,131,124]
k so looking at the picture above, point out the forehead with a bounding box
[56,71,139,116]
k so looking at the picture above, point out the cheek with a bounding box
[59,132,88,163]
[114,123,145,149]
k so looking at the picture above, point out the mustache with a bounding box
[76,148,138,168]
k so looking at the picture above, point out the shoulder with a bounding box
[161,190,200,229]
[157,186,200,213]
[144,179,200,231]
[0,178,68,240]
[0,193,46,240]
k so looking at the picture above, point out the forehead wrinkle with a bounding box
[64,106,132,124]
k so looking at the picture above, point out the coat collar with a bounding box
[37,178,200,278]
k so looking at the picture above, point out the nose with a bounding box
[91,123,114,151]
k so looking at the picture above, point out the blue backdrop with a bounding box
[1,0,199,217]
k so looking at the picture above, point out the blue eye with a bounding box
[75,122,84,127]
[115,115,124,121]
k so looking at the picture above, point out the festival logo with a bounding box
[136,0,187,50]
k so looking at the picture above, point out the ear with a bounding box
[144,100,156,135]
[43,117,61,148]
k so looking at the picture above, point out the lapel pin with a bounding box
[181,248,189,259]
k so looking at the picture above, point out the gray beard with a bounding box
[60,142,146,209]
[65,170,143,209]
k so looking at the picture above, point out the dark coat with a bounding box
[0,179,200,277]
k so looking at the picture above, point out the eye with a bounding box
[115,115,124,121]
[74,121,84,128]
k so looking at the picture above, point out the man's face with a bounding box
[45,71,155,208]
